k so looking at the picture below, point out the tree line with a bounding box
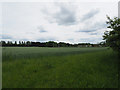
[0,41,106,47]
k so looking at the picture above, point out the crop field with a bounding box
[2,47,119,88]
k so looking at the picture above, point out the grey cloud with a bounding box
[68,38,74,41]
[93,22,107,29]
[77,21,107,33]
[37,37,56,42]
[42,4,77,26]
[37,38,46,42]
[78,29,97,33]
[81,9,100,22]
[37,26,47,33]
[53,6,76,25]
[1,34,13,39]
[68,38,75,42]
[20,39,29,41]
[79,37,102,43]
[89,33,98,35]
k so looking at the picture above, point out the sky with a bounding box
[0,1,118,44]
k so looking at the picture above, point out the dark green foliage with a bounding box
[1,40,105,47]
[14,41,17,45]
[103,16,120,52]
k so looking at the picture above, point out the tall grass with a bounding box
[2,47,118,88]
[2,47,107,61]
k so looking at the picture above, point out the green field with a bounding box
[2,47,118,88]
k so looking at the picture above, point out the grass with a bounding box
[2,47,118,88]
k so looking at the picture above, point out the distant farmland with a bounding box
[2,47,118,88]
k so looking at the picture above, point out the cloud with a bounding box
[81,9,100,22]
[2,2,117,44]
[67,38,75,43]
[78,29,96,33]
[37,26,47,33]
[37,37,56,42]
[20,38,29,41]
[77,21,107,33]
[79,37,103,43]
[89,33,98,35]
[53,6,76,25]
[42,3,77,26]
[1,34,13,39]
[68,38,74,41]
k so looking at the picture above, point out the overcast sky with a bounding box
[0,1,118,44]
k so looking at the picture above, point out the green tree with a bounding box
[103,16,120,52]
[26,41,31,46]
[19,41,21,45]
[14,41,17,46]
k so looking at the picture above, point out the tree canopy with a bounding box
[103,16,120,52]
